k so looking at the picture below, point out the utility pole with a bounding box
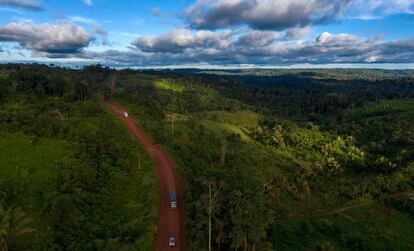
[171,115,175,135]
[138,156,141,170]
[166,114,176,135]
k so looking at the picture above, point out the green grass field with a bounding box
[200,120,253,142]
[206,110,260,128]
[154,79,184,92]
[197,110,260,142]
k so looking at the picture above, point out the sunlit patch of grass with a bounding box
[200,120,253,142]
[154,79,184,92]
[206,110,260,128]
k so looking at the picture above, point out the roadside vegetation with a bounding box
[0,64,158,250]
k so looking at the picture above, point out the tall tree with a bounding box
[201,179,226,251]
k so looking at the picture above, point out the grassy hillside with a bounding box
[205,110,260,128]
[154,79,185,92]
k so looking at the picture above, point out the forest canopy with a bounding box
[0,64,413,250]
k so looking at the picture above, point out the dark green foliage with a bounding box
[1,65,413,250]
[0,65,157,250]
[269,202,414,251]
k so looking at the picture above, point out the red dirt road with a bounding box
[110,73,117,90]
[101,97,186,250]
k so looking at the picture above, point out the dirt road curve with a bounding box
[101,75,185,251]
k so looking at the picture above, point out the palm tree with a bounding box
[0,205,35,251]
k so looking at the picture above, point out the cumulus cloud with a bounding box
[133,28,234,53]
[315,32,359,44]
[122,0,414,67]
[236,30,279,47]
[0,22,92,55]
[92,27,113,46]
[283,27,311,40]
[4,22,409,66]
[0,0,42,10]
[345,0,414,19]
[183,0,349,30]
[183,0,414,30]
[110,29,414,66]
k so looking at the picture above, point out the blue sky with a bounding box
[0,0,413,68]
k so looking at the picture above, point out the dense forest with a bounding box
[0,64,158,250]
[1,64,414,250]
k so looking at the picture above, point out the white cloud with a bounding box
[284,27,311,40]
[316,32,359,44]
[119,28,414,66]
[183,0,349,30]
[151,7,163,17]
[0,21,92,54]
[345,0,414,19]
[68,16,98,25]
[183,0,414,30]
[83,0,92,6]
[133,28,235,53]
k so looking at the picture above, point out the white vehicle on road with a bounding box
[169,236,176,247]
[123,111,129,118]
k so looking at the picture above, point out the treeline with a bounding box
[0,63,112,104]
[175,70,414,119]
